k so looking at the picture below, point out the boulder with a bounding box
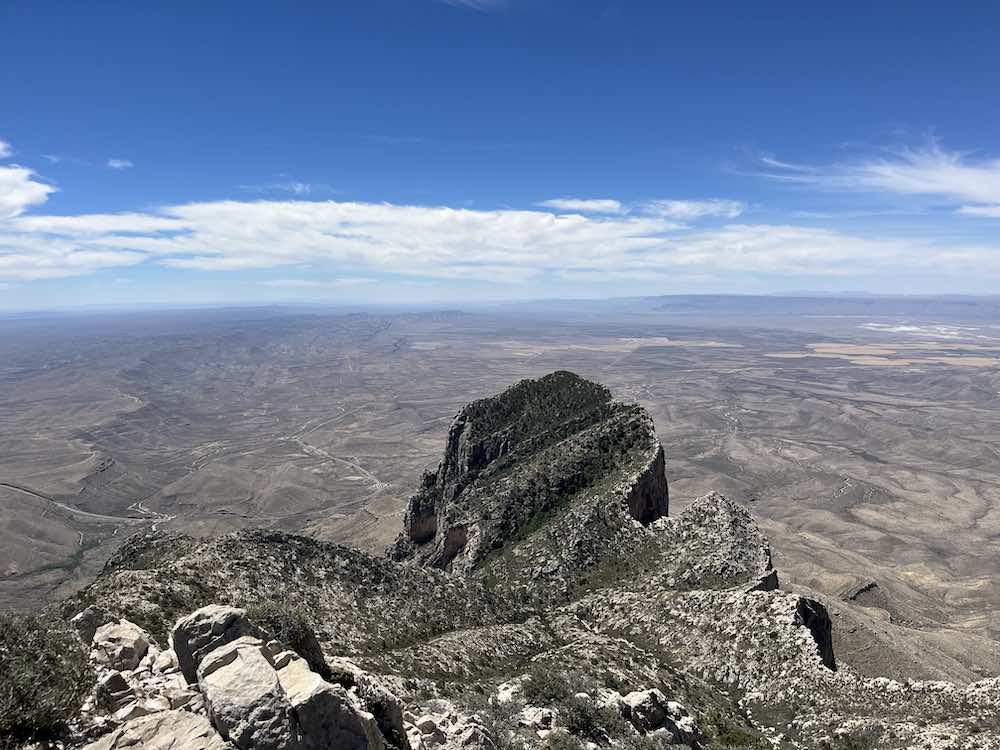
[276,657,386,749]
[134,644,161,676]
[166,685,202,709]
[96,670,134,712]
[153,647,178,673]
[326,656,410,749]
[413,714,445,745]
[492,681,521,705]
[71,604,108,645]
[351,669,409,749]
[81,709,230,749]
[113,701,154,722]
[173,604,264,684]
[92,619,150,671]
[622,690,702,746]
[454,723,496,748]
[665,700,701,746]
[623,689,668,733]
[405,724,426,750]
[519,706,554,730]
[197,636,302,750]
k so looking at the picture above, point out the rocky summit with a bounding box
[11,373,1000,749]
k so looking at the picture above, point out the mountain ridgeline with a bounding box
[9,372,997,749]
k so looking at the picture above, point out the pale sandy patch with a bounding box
[844,356,916,366]
[919,356,999,367]
[811,344,898,356]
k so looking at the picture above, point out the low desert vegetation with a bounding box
[0,611,94,748]
[244,600,333,680]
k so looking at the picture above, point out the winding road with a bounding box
[0,482,165,525]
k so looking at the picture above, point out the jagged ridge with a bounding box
[52,372,1000,749]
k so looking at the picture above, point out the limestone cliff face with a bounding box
[388,371,669,586]
[624,442,669,525]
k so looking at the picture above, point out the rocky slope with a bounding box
[19,372,1000,749]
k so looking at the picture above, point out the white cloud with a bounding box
[641,199,745,220]
[958,205,1000,218]
[13,213,186,234]
[0,166,57,219]
[107,159,134,170]
[536,198,624,214]
[759,143,1000,208]
[4,196,1000,285]
[261,277,377,288]
[0,140,11,159]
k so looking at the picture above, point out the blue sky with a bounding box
[2,0,1000,309]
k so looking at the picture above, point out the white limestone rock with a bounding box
[173,604,265,684]
[153,647,178,673]
[92,619,150,671]
[277,656,386,750]
[81,709,231,750]
[197,636,302,750]
[623,689,669,733]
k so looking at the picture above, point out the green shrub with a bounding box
[715,723,763,747]
[556,695,629,744]
[821,725,884,750]
[0,610,93,748]
[244,600,332,680]
[545,729,585,750]
[619,735,674,750]
[522,666,577,704]
[478,700,525,750]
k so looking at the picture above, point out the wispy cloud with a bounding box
[758,142,1000,215]
[641,199,745,220]
[237,177,338,196]
[41,154,91,166]
[536,198,624,214]
[436,0,505,11]
[957,204,1000,219]
[107,158,134,170]
[0,166,57,219]
[0,140,12,159]
[238,181,314,195]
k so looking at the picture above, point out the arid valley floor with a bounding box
[4,295,1000,685]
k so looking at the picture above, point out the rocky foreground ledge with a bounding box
[7,373,1000,749]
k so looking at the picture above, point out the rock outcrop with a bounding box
[76,604,399,750]
[276,656,385,750]
[174,605,266,684]
[197,635,300,750]
[795,597,837,671]
[390,371,670,602]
